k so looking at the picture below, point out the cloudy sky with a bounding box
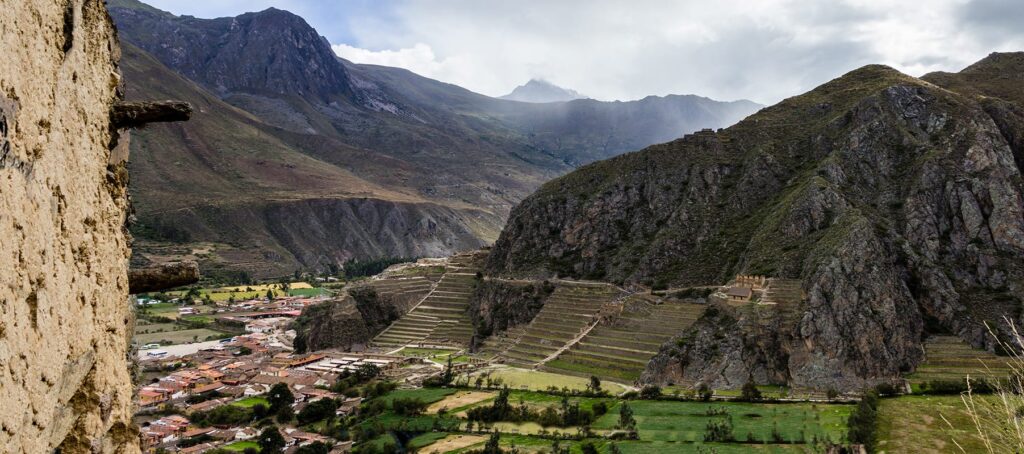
[141,0,1024,105]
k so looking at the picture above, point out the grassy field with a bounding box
[222,440,260,451]
[466,367,630,393]
[396,347,470,364]
[444,434,810,453]
[161,281,325,302]
[133,328,226,345]
[408,432,451,449]
[378,388,458,406]
[590,400,850,444]
[876,395,996,453]
[231,396,269,408]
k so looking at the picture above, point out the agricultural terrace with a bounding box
[358,386,852,453]
[905,336,1014,385]
[876,395,999,453]
[163,281,327,302]
[372,252,484,348]
[465,367,630,393]
[396,347,471,365]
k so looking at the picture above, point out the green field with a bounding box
[589,400,850,444]
[444,434,810,453]
[408,431,450,449]
[378,388,458,405]
[466,367,629,393]
[876,395,996,454]
[222,440,260,451]
[231,396,270,408]
[396,347,470,364]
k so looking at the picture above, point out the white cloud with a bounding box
[333,0,1024,105]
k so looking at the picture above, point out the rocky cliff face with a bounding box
[489,56,1024,390]
[0,1,137,451]
[293,286,421,352]
[468,279,556,348]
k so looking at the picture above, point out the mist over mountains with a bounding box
[500,79,588,103]
[107,0,760,279]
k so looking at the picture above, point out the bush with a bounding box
[703,416,734,442]
[639,385,662,400]
[739,381,762,401]
[698,383,713,401]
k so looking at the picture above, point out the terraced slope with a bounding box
[365,277,435,302]
[906,336,1014,383]
[760,278,803,305]
[371,253,484,348]
[544,297,707,383]
[498,284,623,369]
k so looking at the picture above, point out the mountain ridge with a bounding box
[108,1,761,279]
[485,57,1024,390]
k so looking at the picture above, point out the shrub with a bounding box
[639,385,662,399]
[739,381,762,401]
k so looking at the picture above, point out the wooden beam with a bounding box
[111,100,192,129]
[128,261,200,294]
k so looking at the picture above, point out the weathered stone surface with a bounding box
[127,261,199,293]
[0,1,137,452]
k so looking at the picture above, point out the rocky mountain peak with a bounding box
[108,3,354,103]
[500,79,588,103]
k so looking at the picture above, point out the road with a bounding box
[138,340,226,360]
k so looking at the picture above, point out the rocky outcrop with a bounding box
[0,1,137,451]
[491,58,1024,390]
[293,285,419,352]
[468,279,556,348]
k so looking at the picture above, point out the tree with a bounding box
[298,398,339,424]
[580,442,599,454]
[587,376,602,394]
[267,383,294,413]
[740,381,762,401]
[275,405,294,424]
[295,441,330,454]
[266,289,275,301]
[257,426,285,453]
[609,443,623,454]
[618,401,637,431]
[441,355,455,385]
[482,430,501,454]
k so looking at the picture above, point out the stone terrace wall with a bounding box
[0,1,136,452]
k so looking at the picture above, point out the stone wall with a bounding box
[0,1,136,452]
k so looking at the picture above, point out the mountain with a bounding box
[500,79,588,103]
[107,1,761,279]
[485,53,1024,390]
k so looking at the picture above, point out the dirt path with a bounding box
[427,390,495,415]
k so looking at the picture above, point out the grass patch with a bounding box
[378,388,458,406]
[222,440,260,452]
[876,395,994,453]
[591,400,850,444]
[467,367,629,393]
[231,396,269,408]
[408,432,450,449]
